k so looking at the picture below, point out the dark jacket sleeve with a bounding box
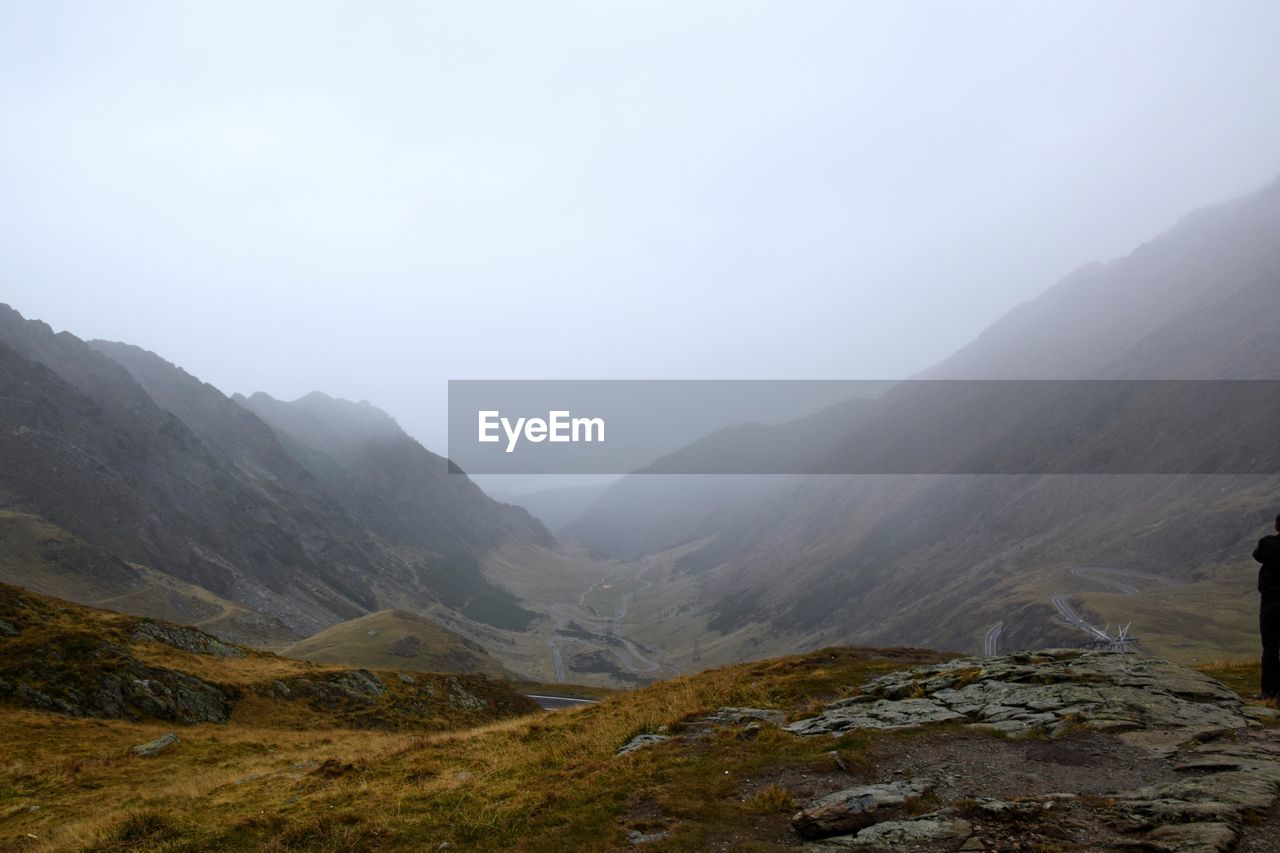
[1260,540,1269,564]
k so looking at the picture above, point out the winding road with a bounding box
[524,693,599,711]
[545,557,670,683]
[983,621,1005,658]
[985,565,1173,656]
[1050,593,1113,642]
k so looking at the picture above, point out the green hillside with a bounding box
[283,609,515,677]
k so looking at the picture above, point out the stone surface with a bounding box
[1142,821,1239,851]
[627,829,668,844]
[0,619,18,637]
[786,651,1249,740]
[132,621,245,659]
[131,732,180,757]
[825,818,974,848]
[698,706,786,727]
[792,780,930,838]
[786,651,1280,849]
[616,733,672,756]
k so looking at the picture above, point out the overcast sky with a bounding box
[3,0,1279,453]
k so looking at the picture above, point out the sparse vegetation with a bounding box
[0,623,946,851]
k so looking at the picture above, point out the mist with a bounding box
[3,0,1279,452]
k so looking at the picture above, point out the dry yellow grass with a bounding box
[0,646,947,851]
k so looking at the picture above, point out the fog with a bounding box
[3,0,1279,453]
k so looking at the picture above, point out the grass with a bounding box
[1196,658,1263,699]
[281,609,513,678]
[1077,563,1258,664]
[0,645,948,851]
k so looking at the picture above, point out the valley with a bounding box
[2,588,1278,851]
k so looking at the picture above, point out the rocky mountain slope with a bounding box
[0,305,557,651]
[561,176,1280,667]
[0,584,536,730]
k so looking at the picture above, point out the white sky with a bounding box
[3,0,1279,452]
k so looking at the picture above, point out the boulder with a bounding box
[131,732,180,757]
[824,818,974,848]
[791,780,930,838]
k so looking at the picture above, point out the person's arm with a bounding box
[1257,539,1268,564]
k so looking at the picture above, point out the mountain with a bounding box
[0,582,536,728]
[502,481,615,533]
[282,609,514,677]
[562,176,1280,667]
[925,178,1280,380]
[0,510,299,646]
[0,306,556,653]
[235,390,548,630]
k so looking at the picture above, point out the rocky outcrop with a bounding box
[792,780,930,838]
[787,650,1280,850]
[786,650,1247,739]
[0,637,236,723]
[132,622,245,659]
[615,706,787,756]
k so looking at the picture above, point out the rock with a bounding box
[786,697,965,736]
[131,732,180,757]
[616,733,672,756]
[131,622,244,659]
[791,780,930,838]
[397,673,416,684]
[1142,821,1239,851]
[826,818,974,848]
[699,707,786,727]
[271,669,391,713]
[0,619,18,637]
[445,676,486,710]
[786,652,1251,741]
[628,829,667,844]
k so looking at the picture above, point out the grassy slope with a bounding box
[1076,562,1257,664]
[0,645,948,851]
[282,610,514,678]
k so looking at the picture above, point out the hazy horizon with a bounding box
[4,1,1280,453]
